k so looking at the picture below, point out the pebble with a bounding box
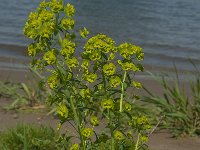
[13,114,18,119]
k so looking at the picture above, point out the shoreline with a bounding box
[0,43,200,75]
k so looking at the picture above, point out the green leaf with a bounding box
[165,112,190,121]
[21,83,31,99]
[101,52,108,60]
[58,32,63,45]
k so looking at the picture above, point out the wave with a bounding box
[144,52,200,63]
[142,43,200,54]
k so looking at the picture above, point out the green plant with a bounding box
[0,67,48,110]
[0,124,70,150]
[142,69,200,137]
[23,0,152,149]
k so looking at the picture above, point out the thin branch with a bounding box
[148,115,165,136]
[138,115,165,149]
[68,120,79,133]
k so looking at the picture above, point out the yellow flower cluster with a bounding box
[28,41,47,57]
[90,116,99,126]
[141,135,148,142]
[81,128,93,138]
[89,50,101,61]
[56,103,68,120]
[114,130,125,141]
[121,62,137,71]
[132,81,142,89]
[47,73,59,89]
[128,116,152,132]
[80,88,91,98]
[79,27,89,38]
[43,49,57,65]
[64,3,75,17]
[66,57,79,68]
[70,144,79,150]
[83,72,97,83]
[103,63,116,76]
[49,0,63,13]
[84,34,116,54]
[24,0,76,41]
[37,1,49,11]
[39,22,55,38]
[69,144,79,150]
[101,99,114,109]
[109,75,121,88]
[24,1,56,39]
[81,59,89,69]
[108,52,115,61]
[61,18,74,30]
[124,102,132,111]
[39,10,55,22]
[60,38,76,57]
[118,43,143,60]
[127,130,133,139]
[27,44,37,57]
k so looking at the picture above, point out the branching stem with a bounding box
[120,71,127,112]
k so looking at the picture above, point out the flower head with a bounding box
[27,44,37,57]
[81,128,93,139]
[64,3,75,17]
[61,18,74,30]
[141,135,148,142]
[39,22,55,38]
[103,63,116,76]
[108,52,115,61]
[84,34,115,54]
[101,99,114,109]
[49,0,63,13]
[127,130,133,139]
[81,59,89,69]
[89,50,101,60]
[39,10,54,22]
[90,116,99,126]
[114,130,125,141]
[132,81,142,89]
[80,88,91,98]
[136,51,144,61]
[121,62,137,71]
[56,103,68,120]
[124,102,132,111]
[66,57,79,68]
[60,39,76,57]
[70,144,79,150]
[47,73,59,88]
[84,73,97,83]
[109,75,121,88]
[118,43,142,59]
[79,27,89,38]
[43,50,57,65]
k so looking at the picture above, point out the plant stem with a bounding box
[111,138,115,150]
[108,109,115,150]
[135,133,140,150]
[102,70,107,96]
[69,96,85,149]
[120,71,127,112]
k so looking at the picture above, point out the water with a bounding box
[0,0,200,71]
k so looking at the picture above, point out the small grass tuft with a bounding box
[0,124,69,150]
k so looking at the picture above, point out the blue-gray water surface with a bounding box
[0,0,200,71]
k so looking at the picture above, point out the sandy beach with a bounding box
[1,62,200,150]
